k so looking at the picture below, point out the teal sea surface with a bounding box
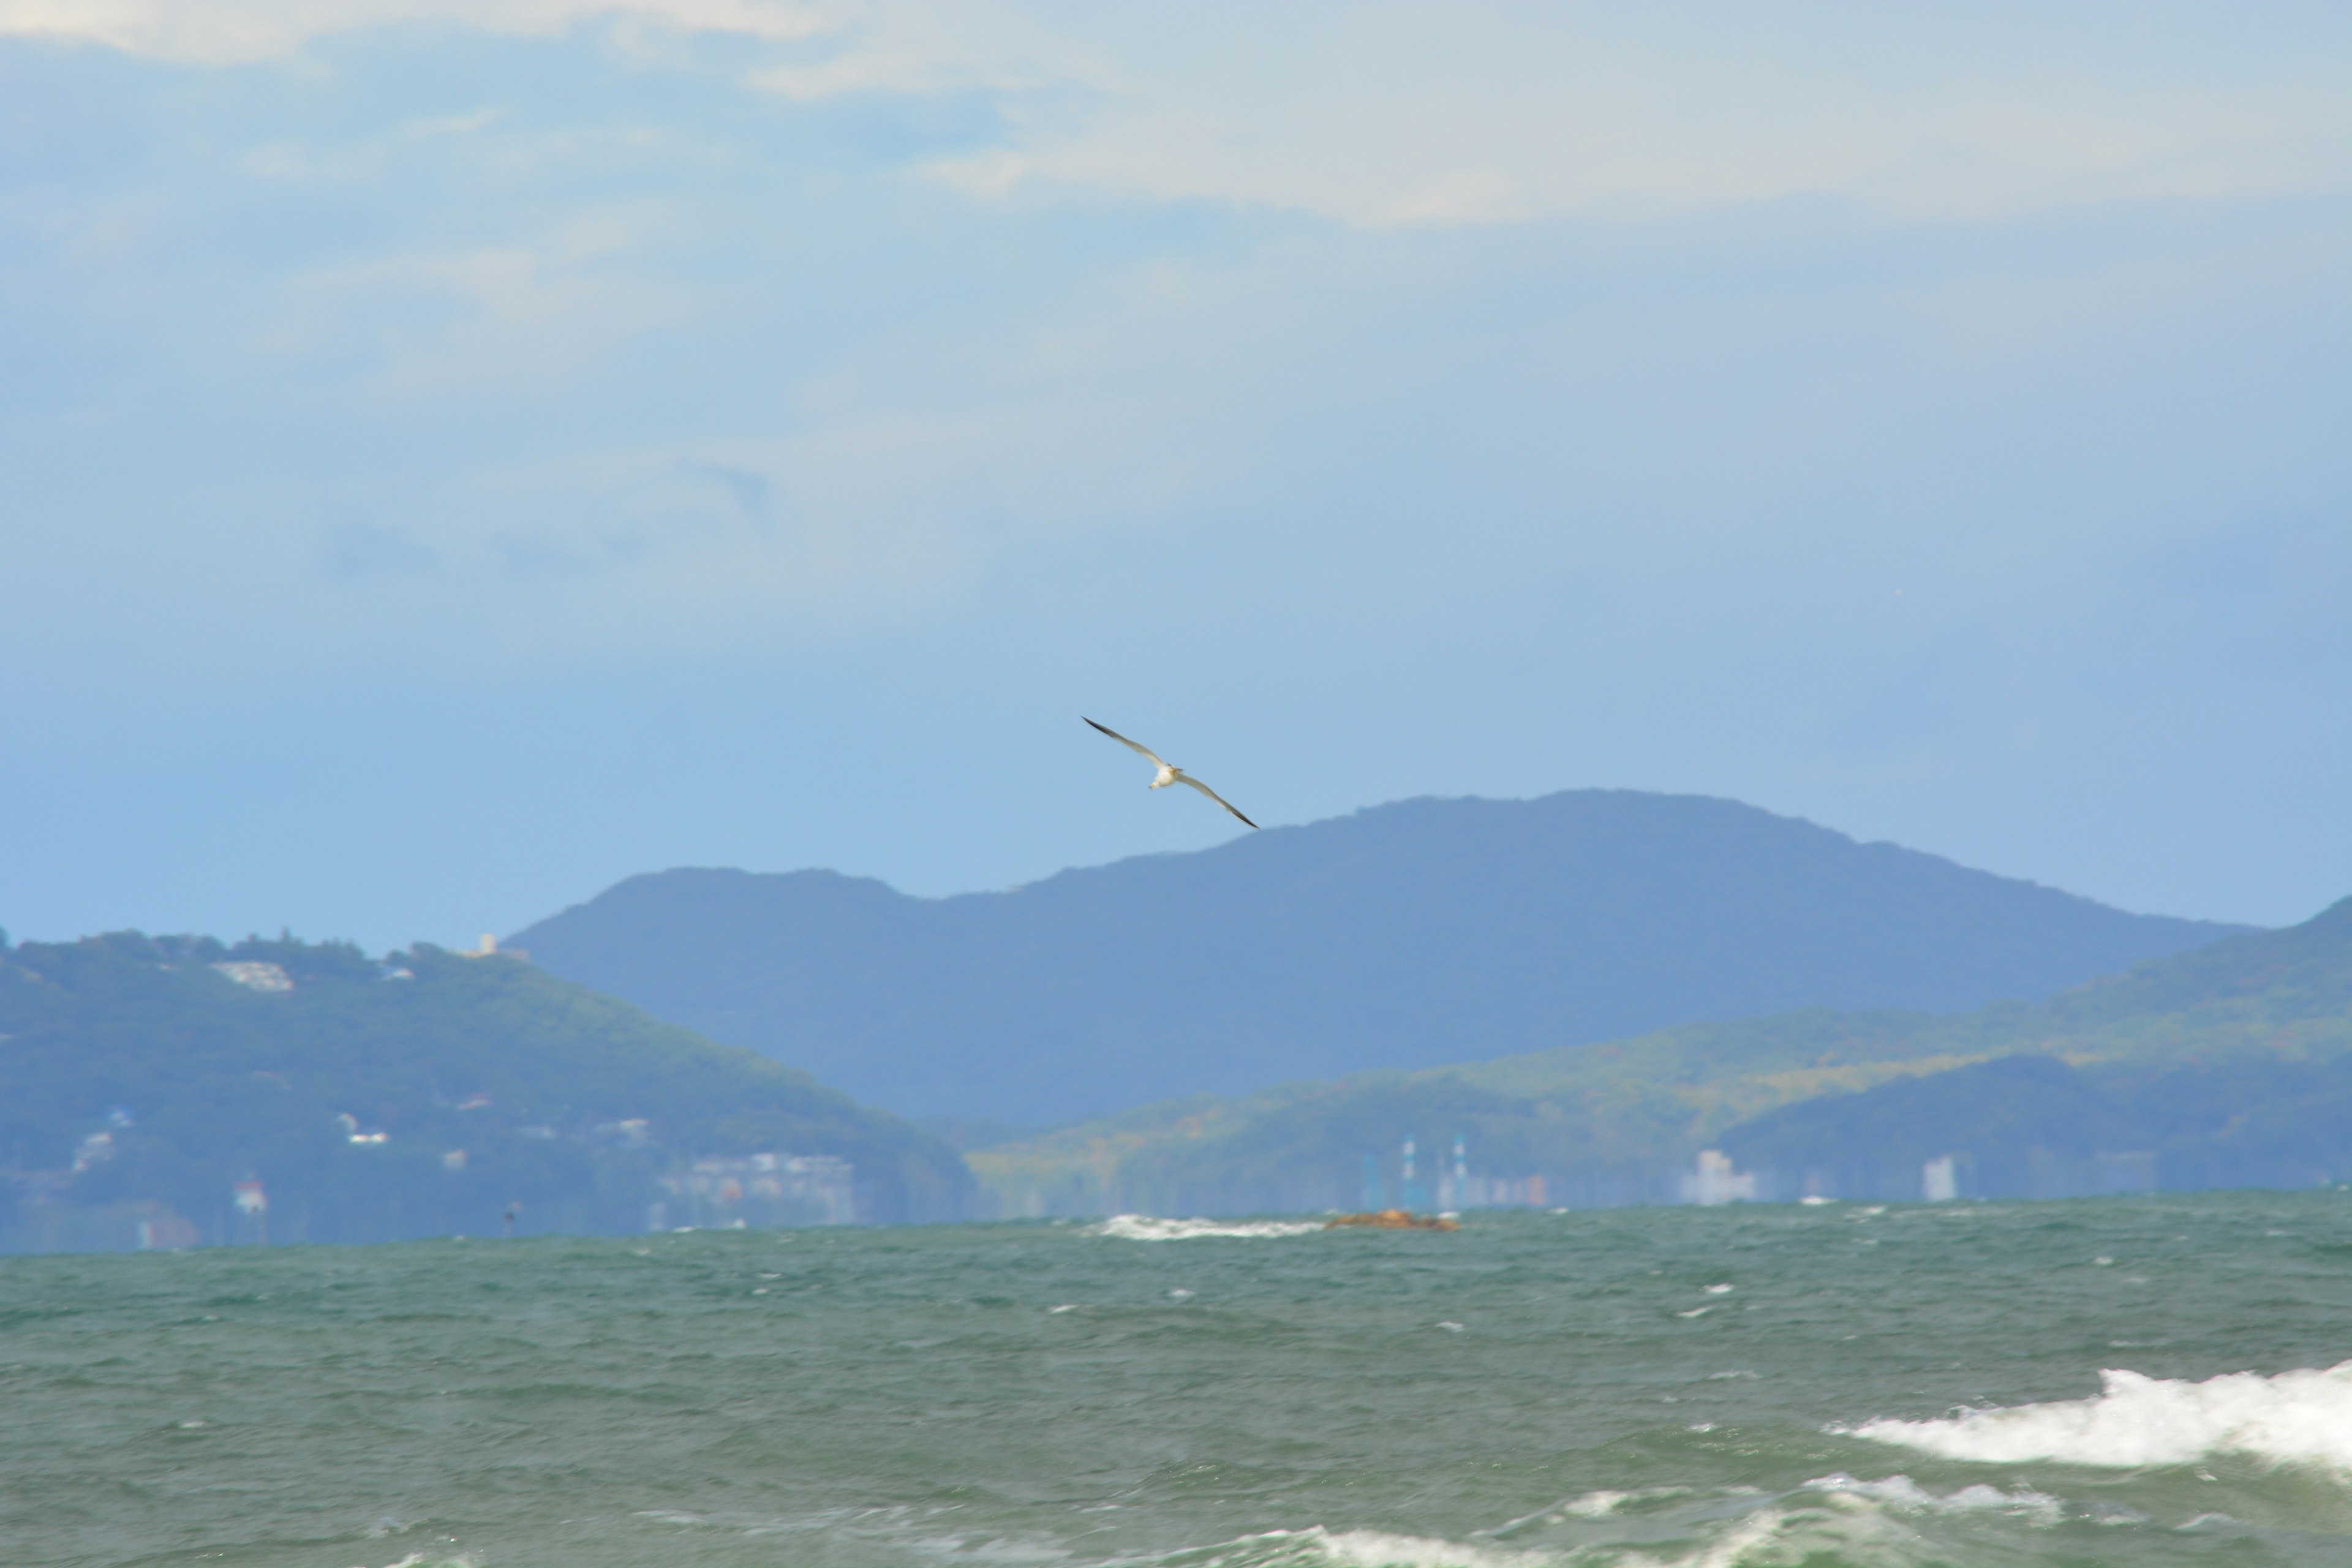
[9,1193,2352,1567]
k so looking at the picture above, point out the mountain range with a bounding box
[513,790,2239,1128]
[10,788,2317,1255]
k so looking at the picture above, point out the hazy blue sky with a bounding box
[2,2,2347,951]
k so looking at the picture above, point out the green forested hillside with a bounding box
[1718,1050,2352,1200]
[0,932,971,1252]
[970,897,2352,1216]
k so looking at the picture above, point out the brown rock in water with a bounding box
[1324,1208,1459,1231]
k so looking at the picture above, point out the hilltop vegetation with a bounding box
[0,932,970,1252]
[1719,1050,2352,1200]
[514,790,2237,1126]
[971,897,2352,1215]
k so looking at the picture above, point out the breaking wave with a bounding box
[1155,1527,1545,1568]
[1843,1360,2352,1470]
[1094,1215,1326,1241]
[1800,1472,2062,1523]
[1139,1475,2078,1568]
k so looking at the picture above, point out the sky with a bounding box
[1,1,2347,952]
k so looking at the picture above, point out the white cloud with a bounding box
[0,0,826,63]
[11,3,2347,226]
[268,209,692,394]
[2,0,2345,690]
[761,4,2352,225]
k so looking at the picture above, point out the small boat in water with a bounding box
[1324,1208,1458,1231]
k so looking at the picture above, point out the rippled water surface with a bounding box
[9,1193,2352,1566]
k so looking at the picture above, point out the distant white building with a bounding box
[212,962,292,992]
[1922,1155,1959,1202]
[1684,1150,1757,1206]
[658,1152,856,1228]
[1430,1135,1551,1211]
[233,1177,268,1245]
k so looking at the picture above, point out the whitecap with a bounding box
[1840,1361,2352,1471]
[1314,1530,1542,1567]
[1619,1481,2051,1568]
[1094,1215,1324,1241]
[1505,1478,2051,1568]
[1629,1506,1831,1568]
[1163,1525,1546,1568]
[1803,1472,2062,1524]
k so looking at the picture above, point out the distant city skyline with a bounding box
[2,2,2346,949]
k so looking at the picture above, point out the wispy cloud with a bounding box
[0,0,829,64]
[15,3,2350,225]
[2,8,2346,684]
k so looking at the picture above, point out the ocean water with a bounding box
[9,1194,2352,1567]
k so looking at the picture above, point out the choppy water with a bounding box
[9,1193,2352,1567]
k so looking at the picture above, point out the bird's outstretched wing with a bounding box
[1084,717,1167,769]
[1177,773,1259,829]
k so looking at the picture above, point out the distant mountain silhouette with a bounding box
[512,791,2243,1126]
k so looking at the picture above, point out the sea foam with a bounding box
[1095,1215,1326,1241]
[1170,1474,2065,1568]
[1843,1361,2352,1470]
[1611,1475,2070,1567]
[1158,1526,1544,1568]
[1801,1472,2061,1523]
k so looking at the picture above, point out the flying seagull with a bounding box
[1084,718,1259,829]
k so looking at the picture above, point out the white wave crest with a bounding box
[1803,1472,2061,1523]
[1842,1360,2352,1469]
[1612,1504,1899,1568]
[1094,1215,1325,1241]
[1149,1472,2080,1568]
[1612,1477,2064,1568]
[1160,1526,1543,1568]
[1558,1489,1630,1518]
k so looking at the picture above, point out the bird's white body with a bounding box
[1084,718,1258,829]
